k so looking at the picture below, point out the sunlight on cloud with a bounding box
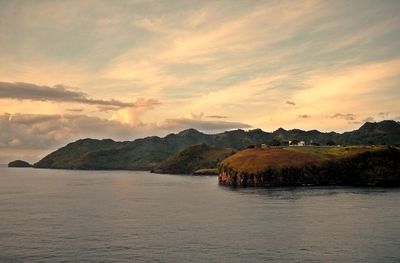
[297,59,400,103]
[111,98,160,125]
[286,59,400,130]
[103,0,322,97]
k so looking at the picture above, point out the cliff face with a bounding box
[218,147,400,187]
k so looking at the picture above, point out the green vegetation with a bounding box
[219,147,400,187]
[152,144,234,174]
[8,160,32,168]
[285,146,384,160]
[192,168,219,175]
[220,148,323,174]
[33,120,400,170]
[326,140,336,146]
[34,138,128,169]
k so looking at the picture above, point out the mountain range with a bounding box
[33,120,400,170]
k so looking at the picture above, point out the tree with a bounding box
[326,140,336,146]
[268,139,281,146]
[281,141,289,146]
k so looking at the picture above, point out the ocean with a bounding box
[1,167,399,262]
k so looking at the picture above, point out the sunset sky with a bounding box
[1,0,399,162]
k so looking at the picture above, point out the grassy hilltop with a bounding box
[219,146,400,187]
[151,144,234,175]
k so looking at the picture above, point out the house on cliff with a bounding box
[289,140,305,146]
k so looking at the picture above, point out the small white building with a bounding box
[289,140,306,146]
[261,144,268,149]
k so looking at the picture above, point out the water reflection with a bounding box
[220,185,399,200]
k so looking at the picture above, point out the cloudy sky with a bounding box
[0,0,399,163]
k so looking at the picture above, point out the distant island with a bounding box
[8,160,32,168]
[33,120,400,173]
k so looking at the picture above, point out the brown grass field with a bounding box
[221,146,383,174]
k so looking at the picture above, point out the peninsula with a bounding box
[218,146,400,187]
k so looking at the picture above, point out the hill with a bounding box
[34,138,128,169]
[8,160,32,168]
[219,146,400,187]
[151,144,234,175]
[33,120,400,170]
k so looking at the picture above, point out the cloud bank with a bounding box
[0,81,159,109]
[0,113,138,150]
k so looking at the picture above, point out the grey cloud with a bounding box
[378,112,389,119]
[348,116,376,124]
[298,114,310,119]
[362,117,375,122]
[0,82,160,109]
[66,108,84,112]
[331,113,356,121]
[206,115,228,119]
[0,113,140,150]
[96,105,121,112]
[0,112,250,151]
[161,118,251,132]
[285,101,296,106]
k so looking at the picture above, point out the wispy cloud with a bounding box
[206,115,228,119]
[362,117,375,123]
[160,118,251,132]
[378,112,389,119]
[331,113,356,121]
[322,17,400,53]
[66,108,84,112]
[102,0,323,96]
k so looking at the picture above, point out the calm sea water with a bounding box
[1,167,399,263]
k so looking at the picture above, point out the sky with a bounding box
[0,0,400,163]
